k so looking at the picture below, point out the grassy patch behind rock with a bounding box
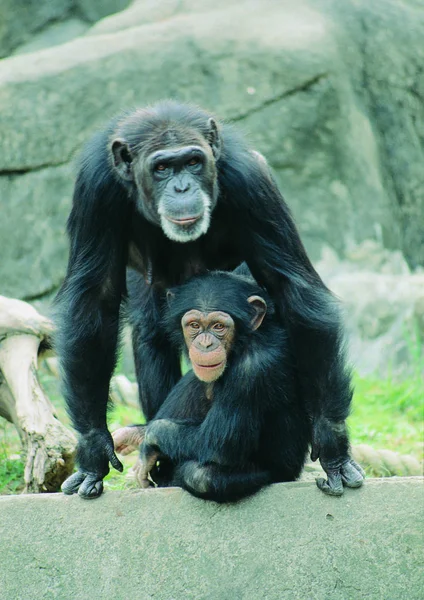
[0,370,422,494]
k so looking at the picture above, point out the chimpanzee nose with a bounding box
[174,181,191,193]
[200,334,214,348]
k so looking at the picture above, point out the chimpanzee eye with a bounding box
[155,163,167,172]
[189,322,200,330]
[188,157,200,166]
[213,323,225,332]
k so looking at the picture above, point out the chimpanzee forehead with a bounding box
[182,310,234,326]
[149,128,207,150]
[120,119,209,155]
[173,275,259,317]
[149,145,206,165]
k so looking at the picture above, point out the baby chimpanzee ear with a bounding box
[247,295,267,330]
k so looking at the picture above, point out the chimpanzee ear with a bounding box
[166,290,175,306]
[247,295,267,330]
[111,138,134,181]
[206,118,222,160]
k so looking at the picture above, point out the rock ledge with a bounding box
[1,478,422,599]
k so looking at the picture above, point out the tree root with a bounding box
[0,296,76,493]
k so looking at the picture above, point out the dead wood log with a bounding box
[0,296,76,493]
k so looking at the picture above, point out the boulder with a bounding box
[0,478,422,600]
[0,164,74,300]
[0,0,130,58]
[0,0,72,58]
[0,0,422,297]
[317,243,424,376]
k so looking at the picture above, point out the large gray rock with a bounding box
[0,0,130,58]
[0,479,422,600]
[12,19,90,57]
[0,0,422,301]
[316,242,424,376]
[0,165,74,299]
[0,0,72,58]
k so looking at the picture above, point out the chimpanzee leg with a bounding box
[173,461,272,503]
[126,271,181,421]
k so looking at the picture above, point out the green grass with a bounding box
[0,421,25,494]
[103,402,145,490]
[0,367,422,494]
[348,372,423,460]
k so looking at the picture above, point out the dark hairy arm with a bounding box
[56,131,131,498]
[140,355,272,469]
[220,146,364,494]
[137,358,275,501]
[126,271,181,421]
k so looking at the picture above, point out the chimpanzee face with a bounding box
[181,309,235,382]
[147,145,215,243]
[111,118,221,243]
[180,294,267,383]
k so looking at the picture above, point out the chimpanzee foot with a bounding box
[316,458,365,496]
[62,471,104,499]
[136,445,162,489]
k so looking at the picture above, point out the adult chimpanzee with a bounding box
[58,100,357,499]
[112,268,364,501]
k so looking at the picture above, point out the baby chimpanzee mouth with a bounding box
[194,361,223,369]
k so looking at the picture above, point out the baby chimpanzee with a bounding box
[113,267,364,502]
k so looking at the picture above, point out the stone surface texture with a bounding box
[0,0,130,58]
[0,478,422,600]
[0,0,423,301]
[316,242,424,376]
[0,0,422,375]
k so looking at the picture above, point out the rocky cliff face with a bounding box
[0,0,422,374]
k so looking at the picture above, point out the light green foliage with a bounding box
[349,372,423,460]
[349,331,423,460]
[0,422,24,494]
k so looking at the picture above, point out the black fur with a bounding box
[140,267,310,502]
[56,101,360,499]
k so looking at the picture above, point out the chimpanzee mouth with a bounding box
[159,203,211,243]
[194,361,223,369]
[166,215,202,227]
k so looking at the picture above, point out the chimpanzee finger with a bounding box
[316,471,344,496]
[310,442,320,463]
[341,460,365,488]
[61,471,86,495]
[350,459,366,478]
[105,444,124,472]
[78,474,104,499]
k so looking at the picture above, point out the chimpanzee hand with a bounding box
[61,428,123,499]
[311,417,365,496]
[112,424,146,455]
